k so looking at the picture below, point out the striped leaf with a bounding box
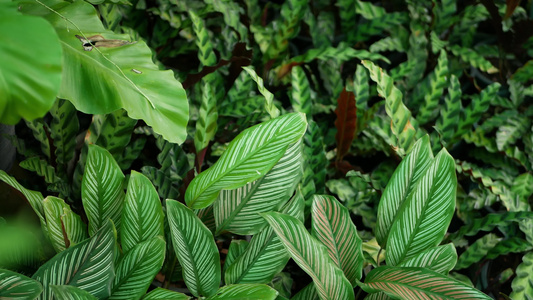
[364,292,392,300]
[291,283,319,300]
[359,266,491,299]
[25,119,51,159]
[20,157,58,185]
[241,66,280,119]
[214,141,303,235]
[0,268,42,300]
[50,285,97,300]
[61,208,88,247]
[142,288,190,299]
[109,237,166,300]
[288,43,390,65]
[189,10,217,67]
[418,50,449,125]
[486,237,532,260]
[449,45,497,73]
[141,166,180,200]
[262,212,355,300]
[290,66,313,115]
[82,144,125,236]
[311,195,363,285]
[94,109,137,162]
[166,200,220,297]
[398,244,457,275]
[376,135,433,248]
[510,251,533,299]
[32,220,115,300]
[224,240,249,275]
[206,284,278,300]
[50,99,79,168]
[436,74,462,145]
[186,113,307,209]
[387,149,456,266]
[43,196,86,252]
[194,80,218,153]
[225,193,304,284]
[304,121,327,194]
[121,171,164,253]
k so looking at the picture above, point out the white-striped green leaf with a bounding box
[109,236,166,300]
[364,292,392,300]
[206,284,278,300]
[224,240,249,275]
[376,135,433,249]
[214,141,303,235]
[186,113,307,209]
[387,148,456,266]
[82,144,125,236]
[291,283,319,300]
[32,220,115,300]
[43,196,86,252]
[166,200,220,297]
[359,266,491,299]
[61,208,88,248]
[311,195,363,286]
[121,171,164,253]
[50,285,97,300]
[0,268,42,300]
[242,66,280,119]
[397,244,457,275]
[225,192,304,284]
[142,287,190,299]
[262,212,354,300]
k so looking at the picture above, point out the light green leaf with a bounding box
[142,288,190,299]
[214,141,303,235]
[186,113,307,209]
[241,66,280,118]
[290,66,313,115]
[61,203,88,247]
[311,195,363,285]
[359,266,491,299]
[50,285,97,300]
[0,3,62,124]
[121,171,164,253]
[262,212,354,300]
[82,144,125,236]
[397,244,457,275]
[194,80,218,153]
[363,292,392,300]
[109,237,166,300]
[43,196,85,252]
[206,284,278,300]
[224,240,249,275]
[387,149,456,266]
[291,283,319,300]
[166,200,220,297]
[510,251,533,299]
[0,268,42,300]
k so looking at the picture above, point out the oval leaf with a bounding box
[0,268,42,300]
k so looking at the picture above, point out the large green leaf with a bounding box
[32,220,115,300]
[311,195,363,285]
[262,212,355,300]
[166,200,220,297]
[214,141,303,235]
[109,237,166,300]
[397,244,457,275]
[224,240,249,275]
[19,0,188,144]
[387,149,456,266]
[43,196,86,252]
[82,144,125,236]
[376,135,433,248]
[0,3,61,124]
[121,171,165,253]
[50,285,97,300]
[206,284,278,300]
[142,288,190,299]
[359,266,491,299]
[0,268,42,300]
[186,112,307,209]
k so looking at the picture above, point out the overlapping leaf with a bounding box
[397,244,457,275]
[50,285,97,300]
[43,196,86,252]
[50,99,79,168]
[0,268,42,300]
[206,284,278,300]
[241,66,280,118]
[142,288,190,299]
[510,251,533,299]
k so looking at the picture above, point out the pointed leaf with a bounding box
[290,66,313,115]
[206,284,277,300]
[186,113,307,209]
[142,288,190,299]
[61,206,88,247]
[334,88,357,161]
[224,240,249,274]
[510,251,533,299]
[166,200,220,297]
[397,244,457,275]
[50,285,97,300]
[242,66,280,118]
[0,268,42,300]
[50,99,79,167]
[43,196,85,252]
[291,283,319,300]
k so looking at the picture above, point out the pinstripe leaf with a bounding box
[206,284,278,300]
[61,208,88,248]
[121,171,164,253]
[397,244,457,275]
[186,113,307,209]
[82,144,125,236]
[32,220,115,300]
[364,292,392,300]
[387,148,456,266]
[262,212,355,300]
[291,283,319,300]
[214,141,303,235]
[166,200,220,297]
[109,237,166,300]
[311,195,363,285]
[376,135,433,248]
[224,240,249,275]
[43,196,86,252]
[50,285,97,300]
[143,287,190,299]
[0,268,42,300]
[360,266,491,299]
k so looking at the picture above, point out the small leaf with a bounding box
[334,88,357,161]
[142,288,190,299]
[241,66,280,118]
[0,268,42,300]
[224,240,249,274]
[455,234,501,270]
[206,284,278,300]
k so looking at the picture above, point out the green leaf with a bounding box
[449,45,497,73]
[20,157,59,185]
[485,237,532,260]
[303,121,328,194]
[142,288,190,299]
[214,141,303,235]
[311,195,363,285]
[436,74,462,145]
[82,144,125,236]
[194,80,219,153]
[290,66,313,115]
[0,3,62,124]
[288,43,390,65]
[364,292,392,300]
[186,112,307,209]
[121,171,165,253]
[224,240,249,275]
[0,268,42,300]
[32,220,115,300]
[109,237,166,300]
[496,116,529,151]
[43,196,86,252]
[206,284,278,300]
[376,135,433,248]
[24,119,51,159]
[397,244,457,275]
[291,283,319,300]
[166,200,220,297]
[359,266,491,299]
[61,208,88,247]
[262,212,355,300]
[455,234,501,270]
[510,251,533,299]
[20,0,188,144]
[50,99,79,168]
[387,149,456,266]
[50,285,98,300]
[418,50,449,125]
[241,66,280,119]
[93,109,138,161]
[512,173,533,199]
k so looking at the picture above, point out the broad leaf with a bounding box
[121,171,165,253]
[311,195,363,285]
[166,200,220,297]
[397,244,457,275]
[82,144,125,236]
[224,240,249,274]
[262,212,355,300]
[142,288,190,299]
[0,268,42,300]
[50,285,97,300]
[334,88,357,161]
[359,266,491,299]
[61,208,88,248]
[206,284,278,300]
[186,112,307,209]
[214,141,303,235]
[43,196,86,252]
